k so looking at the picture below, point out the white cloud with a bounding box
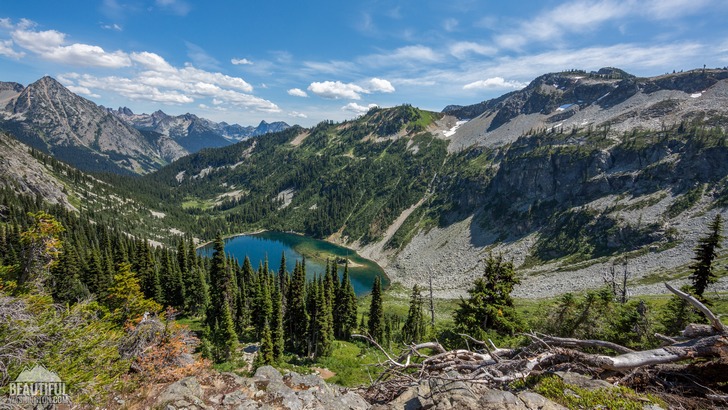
[287,88,308,97]
[491,0,715,51]
[644,0,712,19]
[231,58,253,65]
[342,102,378,114]
[155,0,191,16]
[366,78,395,93]
[450,42,497,59]
[130,51,175,72]
[463,77,527,90]
[0,18,13,29]
[289,111,308,118]
[306,78,395,100]
[11,25,131,68]
[302,60,357,75]
[443,18,459,32]
[0,40,24,59]
[66,85,101,98]
[186,42,219,70]
[361,45,442,68]
[101,23,123,31]
[308,81,366,100]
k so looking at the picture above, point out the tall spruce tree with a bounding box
[454,253,522,336]
[284,260,309,355]
[368,276,384,342]
[690,214,724,298]
[206,236,238,362]
[270,281,285,360]
[401,284,426,344]
[257,321,275,366]
[335,263,358,340]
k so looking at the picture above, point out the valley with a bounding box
[1,67,728,409]
[2,68,728,299]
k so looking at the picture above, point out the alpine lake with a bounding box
[199,231,388,296]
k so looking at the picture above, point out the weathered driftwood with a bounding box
[356,282,728,401]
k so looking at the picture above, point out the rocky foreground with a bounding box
[136,365,583,410]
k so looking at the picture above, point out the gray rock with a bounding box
[234,402,261,410]
[223,391,249,406]
[332,391,371,410]
[156,376,205,407]
[477,389,528,410]
[555,371,612,390]
[517,391,568,410]
[255,365,283,382]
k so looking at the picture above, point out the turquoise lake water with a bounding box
[199,231,388,296]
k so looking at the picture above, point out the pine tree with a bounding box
[368,276,384,342]
[50,244,89,304]
[252,263,273,338]
[257,321,274,366]
[690,214,724,298]
[454,254,523,336]
[213,300,239,362]
[278,252,288,307]
[270,281,285,360]
[183,240,209,316]
[160,251,185,309]
[284,260,308,355]
[206,236,239,362]
[401,284,426,344]
[306,275,319,357]
[335,263,357,340]
[135,241,162,302]
[106,262,162,325]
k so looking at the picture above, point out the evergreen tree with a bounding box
[160,251,185,309]
[689,214,724,298]
[454,254,522,336]
[368,276,384,342]
[659,285,704,335]
[252,262,273,337]
[284,260,308,355]
[206,236,239,362]
[183,240,209,315]
[257,321,274,366]
[270,281,285,360]
[306,275,319,357]
[106,262,162,325]
[135,241,162,303]
[334,263,357,340]
[401,284,426,344]
[18,211,64,290]
[213,300,239,362]
[278,252,289,307]
[50,244,89,304]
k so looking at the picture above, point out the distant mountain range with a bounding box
[107,107,289,153]
[0,76,288,174]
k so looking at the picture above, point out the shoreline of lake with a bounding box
[197,230,388,295]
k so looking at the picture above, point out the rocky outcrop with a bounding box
[0,131,75,210]
[154,366,369,410]
[371,378,567,410]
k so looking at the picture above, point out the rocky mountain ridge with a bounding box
[107,107,289,153]
[0,76,290,175]
[440,67,728,152]
[0,76,167,174]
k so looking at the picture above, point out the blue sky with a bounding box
[1,0,727,127]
